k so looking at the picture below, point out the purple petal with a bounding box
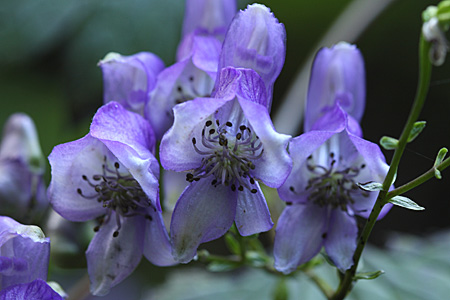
[170,178,237,263]
[181,0,236,39]
[191,35,222,77]
[143,208,177,266]
[145,58,215,140]
[90,102,160,210]
[99,52,164,114]
[235,182,273,236]
[48,134,108,221]
[274,204,328,274]
[237,97,291,188]
[0,279,63,300]
[86,213,144,296]
[217,4,286,108]
[305,43,365,132]
[236,68,267,107]
[324,210,357,271]
[160,97,231,172]
[0,216,50,289]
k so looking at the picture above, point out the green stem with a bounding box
[304,270,334,299]
[331,34,432,300]
[386,156,450,199]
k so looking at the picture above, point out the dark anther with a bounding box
[239,125,246,131]
[189,76,194,81]
[209,129,215,134]
[114,162,120,169]
[251,189,257,194]
[322,232,327,239]
[113,231,119,238]
[211,179,217,185]
[82,175,87,180]
[77,188,82,195]
[177,86,182,92]
[236,133,242,140]
[361,164,366,169]
[93,226,100,232]
[192,137,197,144]
[206,120,212,127]
[231,184,236,191]
[238,186,244,191]
[330,152,335,158]
[289,186,295,192]
[226,121,232,127]
[146,215,153,221]
[216,120,220,126]
[186,173,194,181]
[250,178,255,185]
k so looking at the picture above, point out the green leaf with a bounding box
[388,196,425,211]
[224,233,240,255]
[438,1,450,29]
[357,181,383,191]
[272,278,289,300]
[433,148,447,179]
[407,121,426,143]
[380,136,399,150]
[354,270,385,280]
[207,261,241,272]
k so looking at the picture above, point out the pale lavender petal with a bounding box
[143,208,177,266]
[237,97,291,188]
[181,0,236,38]
[0,279,63,300]
[170,178,237,263]
[274,204,328,274]
[217,4,286,108]
[235,182,273,236]
[305,43,365,132]
[191,35,222,78]
[309,103,348,133]
[99,52,164,114]
[236,68,267,107]
[48,134,108,221]
[86,213,144,296]
[160,97,231,171]
[90,102,160,210]
[324,209,357,271]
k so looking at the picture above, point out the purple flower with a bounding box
[99,52,165,115]
[48,102,175,296]
[274,104,391,273]
[0,113,47,222]
[216,4,286,108]
[304,42,366,132]
[0,216,50,290]
[0,279,63,300]
[160,67,292,263]
[145,1,237,139]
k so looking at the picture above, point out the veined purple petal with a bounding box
[86,212,144,296]
[99,52,164,115]
[236,68,268,107]
[274,204,328,274]
[48,134,108,221]
[324,209,357,271]
[305,42,365,132]
[181,0,236,39]
[217,4,286,108]
[170,178,237,263]
[237,97,291,188]
[160,97,231,172]
[235,182,273,236]
[143,207,177,267]
[0,279,63,300]
[90,102,160,210]
[0,217,50,290]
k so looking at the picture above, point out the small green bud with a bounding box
[423,6,438,22]
[380,136,399,150]
[407,121,426,143]
[437,1,450,29]
[433,147,447,179]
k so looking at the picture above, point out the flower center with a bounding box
[290,153,368,211]
[187,119,264,193]
[77,156,154,237]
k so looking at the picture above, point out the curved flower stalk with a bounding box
[99,52,165,115]
[160,67,292,263]
[304,42,365,132]
[145,0,237,140]
[0,216,50,290]
[0,279,63,300]
[0,113,47,222]
[216,4,286,109]
[48,102,175,296]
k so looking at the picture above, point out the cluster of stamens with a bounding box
[187,119,264,193]
[77,156,154,237]
[290,153,368,211]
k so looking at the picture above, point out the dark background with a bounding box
[0,0,449,246]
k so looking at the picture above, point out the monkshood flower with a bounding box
[160,67,292,263]
[146,0,237,139]
[0,216,50,290]
[99,52,165,115]
[48,102,175,296]
[217,4,286,108]
[0,279,63,300]
[0,113,47,222]
[274,105,391,273]
[304,42,365,132]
